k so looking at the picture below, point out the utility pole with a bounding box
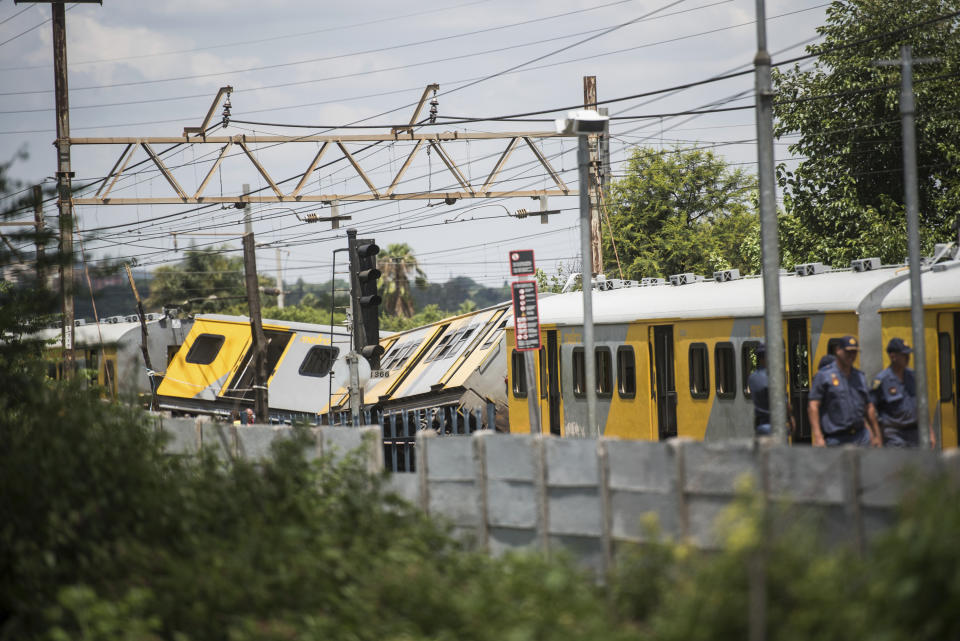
[242,182,252,234]
[52,1,76,377]
[583,76,604,275]
[578,133,598,437]
[753,0,787,442]
[33,185,45,285]
[242,233,269,422]
[275,247,285,309]
[875,45,935,448]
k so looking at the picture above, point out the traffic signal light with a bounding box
[347,229,384,368]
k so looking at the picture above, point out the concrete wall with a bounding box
[154,415,382,473]
[386,432,960,575]
[154,415,960,572]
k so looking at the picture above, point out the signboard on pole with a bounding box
[511,280,541,351]
[509,249,536,276]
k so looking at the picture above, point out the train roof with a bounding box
[521,264,918,326]
[879,259,960,310]
[30,321,147,346]
[196,313,353,336]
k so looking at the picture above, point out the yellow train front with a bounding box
[506,258,960,447]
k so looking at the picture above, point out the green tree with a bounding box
[603,146,760,280]
[378,243,426,318]
[145,245,275,312]
[773,0,960,267]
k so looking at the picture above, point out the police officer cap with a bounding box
[840,335,859,351]
[886,337,913,354]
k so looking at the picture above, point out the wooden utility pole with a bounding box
[242,233,268,422]
[124,263,156,408]
[33,185,45,285]
[52,1,76,377]
[583,76,604,276]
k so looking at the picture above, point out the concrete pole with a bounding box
[52,2,75,377]
[754,0,787,441]
[275,247,285,309]
[584,76,604,276]
[898,45,931,447]
[578,135,598,438]
[242,182,252,235]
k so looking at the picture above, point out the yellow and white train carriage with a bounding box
[157,314,353,422]
[879,260,960,448]
[506,257,960,446]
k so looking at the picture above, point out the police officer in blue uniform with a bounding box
[870,337,936,448]
[808,335,881,447]
[746,343,795,438]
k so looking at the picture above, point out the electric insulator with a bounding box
[429,97,438,124]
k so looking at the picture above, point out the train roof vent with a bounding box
[640,277,666,286]
[596,278,639,291]
[794,262,830,277]
[713,268,740,282]
[669,272,704,286]
[850,257,880,272]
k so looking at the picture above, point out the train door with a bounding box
[787,318,812,444]
[652,325,677,440]
[546,330,561,435]
[936,313,960,448]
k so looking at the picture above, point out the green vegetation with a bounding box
[602,146,761,280]
[773,0,960,267]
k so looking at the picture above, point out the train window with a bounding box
[715,342,736,399]
[482,319,508,349]
[742,341,762,398]
[689,343,709,399]
[427,331,457,362]
[299,346,340,378]
[512,351,527,398]
[596,347,613,397]
[185,333,225,364]
[617,346,636,398]
[939,333,953,403]
[573,347,586,397]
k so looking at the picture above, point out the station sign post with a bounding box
[509,250,542,434]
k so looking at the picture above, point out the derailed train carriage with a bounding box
[156,314,353,422]
[324,302,511,435]
[36,316,194,398]
[505,255,960,447]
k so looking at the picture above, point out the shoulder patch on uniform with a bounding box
[872,378,881,389]
[889,387,898,395]
[831,373,839,386]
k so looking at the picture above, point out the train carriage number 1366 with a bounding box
[511,280,541,351]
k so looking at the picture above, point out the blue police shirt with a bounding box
[747,367,770,428]
[869,367,917,429]
[809,362,869,434]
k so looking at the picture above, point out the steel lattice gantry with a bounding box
[72,130,575,206]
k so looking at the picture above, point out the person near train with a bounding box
[869,337,935,448]
[808,336,881,447]
[746,343,795,438]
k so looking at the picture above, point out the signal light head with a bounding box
[358,294,382,306]
[357,242,379,259]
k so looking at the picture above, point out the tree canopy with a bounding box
[773,0,960,267]
[378,243,426,318]
[145,245,275,313]
[602,146,760,279]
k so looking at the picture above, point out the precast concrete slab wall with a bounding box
[154,415,960,568]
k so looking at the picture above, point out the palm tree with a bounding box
[379,243,426,318]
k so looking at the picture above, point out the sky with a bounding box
[0,0,831,291]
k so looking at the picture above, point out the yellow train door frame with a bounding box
[936,312,959,449]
